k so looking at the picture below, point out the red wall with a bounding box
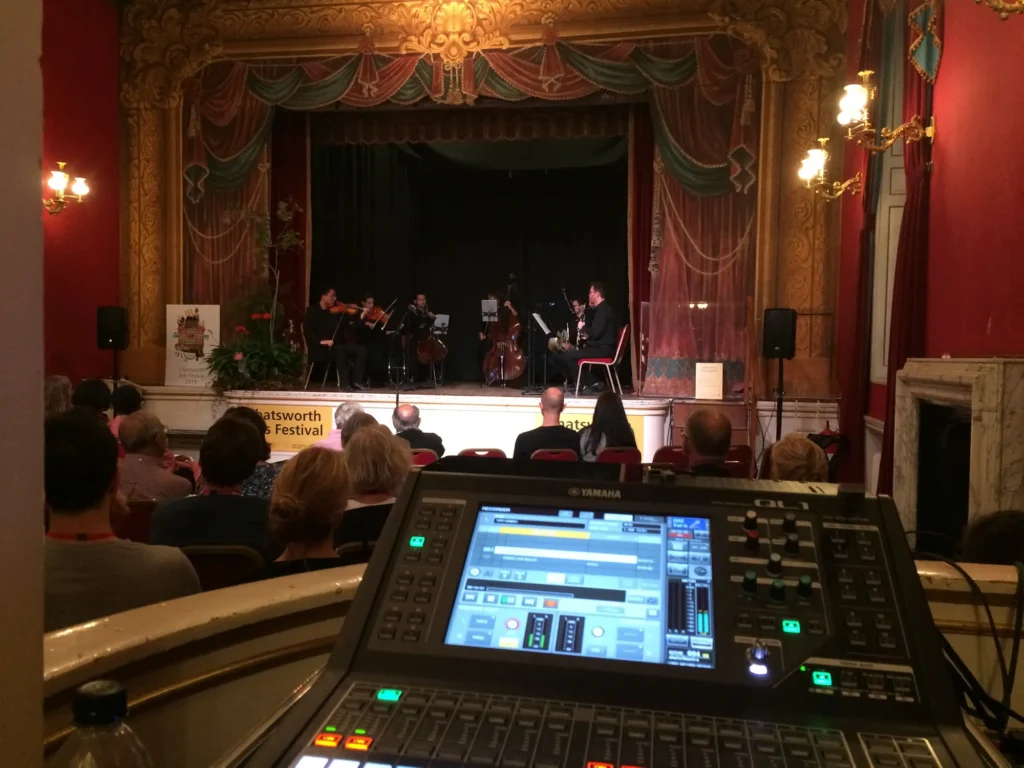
[926,3,1024,357]
[42,0,120,382]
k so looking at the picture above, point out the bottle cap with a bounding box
[72,680,128,726]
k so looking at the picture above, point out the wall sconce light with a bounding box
[797,138,862,201]
[838,70,936,153]
[43,162,89,215]
[974,0,1023,19]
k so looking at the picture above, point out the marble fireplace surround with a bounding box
[893,358,1024,533]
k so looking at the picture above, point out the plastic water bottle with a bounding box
[53,680,155,767]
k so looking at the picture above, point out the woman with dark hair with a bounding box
[579,392,636,462]
[71,379,112,421]
[109,384,144,438]
[222,406,280,499]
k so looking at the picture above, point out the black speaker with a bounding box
[97,306,128,351]
[762,308,797,359]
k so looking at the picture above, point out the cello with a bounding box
[414,301,448,366]
[482,276,526,386]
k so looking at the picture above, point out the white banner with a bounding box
[694,362,724,401]
[165,305,219,387]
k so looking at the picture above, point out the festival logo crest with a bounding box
[166,304,219,386]
[173,307,209,360]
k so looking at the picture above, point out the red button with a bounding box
[586,763,614,768]
[313,733,342,748]
[344,735,373,751]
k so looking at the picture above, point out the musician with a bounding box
[551,281,618,393]
[357,292,389,385]
[303,286,368,391]
[479,291,517,382]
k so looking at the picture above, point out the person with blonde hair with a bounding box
[251,447,351,580]
[44,375,73,418]
[335,425,411,558]
[769,433,829,483]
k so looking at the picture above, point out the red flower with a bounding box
[262,312,272,320]
[233,352,244,361]
[234,325,248,335]
[251,313,261,320]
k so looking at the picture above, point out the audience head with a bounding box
[588,282,607,306]
[270,447,350,547]
[586,393,635,452]
[118,411,168,457]
[341,411,379,448]
[200,417,264,489]
[44,375,73,418]
[223,406,272,462]
[344,425,411,497]
[45,410,119,515]
[71,379,112,417]
[769,433,829,482]
[334,401,364,431]
[685,409,732,463]
[539,387,565,423]
[962,511,1024,565]
[393,404,421,432]
[110,384,144,417]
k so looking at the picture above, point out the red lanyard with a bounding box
[46,532,117,542]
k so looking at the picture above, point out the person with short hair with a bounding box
[303,286,369,390]
[252,447,351,580]
[684,409,732,477]
[223,406,280,499]
[579,392,636,462]
[513,387,580,460]
[341,411,379,449]
[963,511,1024,565]
[44,410,200,631]
[71,379,112,420]
[117,412,192,501]
[314,402,364,451]
[393,403,445,457]
[44,375,72,418]
[769,433,829,483]
[550,282,620,392]
[151,417,277,562]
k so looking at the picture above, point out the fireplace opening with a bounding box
[914,401,972,557]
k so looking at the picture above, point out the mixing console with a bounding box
[245,473,1005,768]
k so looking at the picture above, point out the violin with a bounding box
[365,306,391,324]
[329,302,363,316]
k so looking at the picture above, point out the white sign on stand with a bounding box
[694,362,724,400]
[165,305,219,387]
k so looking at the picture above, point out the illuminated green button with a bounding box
[323,725,337,732]
[376,688,402,702]
[354,728,367,735]
[409,536,425,548]
[812,670,833,687]
[782,619,801,634]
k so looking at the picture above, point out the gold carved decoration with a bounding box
[974,0,1024,20]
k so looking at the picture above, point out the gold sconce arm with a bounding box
[974,0,1024,19]
[852,115,937,154]
[815,172,863,201]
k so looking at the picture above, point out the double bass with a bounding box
[482,276,526,386]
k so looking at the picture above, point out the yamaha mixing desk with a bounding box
[246,471,1005,768]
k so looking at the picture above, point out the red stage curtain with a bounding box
[877,9,941,495]
[628,105,654,387]
[269,109,309,336]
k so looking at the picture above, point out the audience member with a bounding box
[44,410,200,632]
[683,409,732,477]
[118,412,192,502]
[223,406,280,498]
[393,403,445,457]
[151,417,277,561]
[579,393,636,462]
[513,388,579,460]
[44,375,72,418]
[769,433,829,483]
[252,447,350,580]
[962,511,1024,565]
[314,402,364,451]
[336,426,411,553]
[72,379,112,421]
[109,384,144,438]
[341,411,379,448]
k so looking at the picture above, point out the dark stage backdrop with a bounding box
[310,139,628,383]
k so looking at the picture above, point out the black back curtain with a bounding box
[310,138,628,383]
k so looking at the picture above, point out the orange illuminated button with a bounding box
[313,732,342,748]
[543,599,559,608]
[343,735,373,751]
[585,763,614,768]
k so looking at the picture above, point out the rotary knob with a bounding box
[747,641,770,676]
[797,574,814,599]
[743,510,759,531]
[770,578,786,602]
[784,532,801,555]
[782,512,798,533]
[745,530,761,552]
[742,570,758,595]
[767,552,783,577]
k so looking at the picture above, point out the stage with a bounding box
[143,385,673,462]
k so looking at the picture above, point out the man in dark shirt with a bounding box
[303,286,369,390]
[683,409,733,478]
[513,388,580,460]
[551,282,620,392]
[151,417,279,563]
[393,403,445,457]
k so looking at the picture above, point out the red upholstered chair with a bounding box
[115,500,157,544]
[575,325,630,396]
[458,448,507,458]
[180,545,265,591]
[653,445,689,470]
[411,448,439,466]
[725,444,754,478]
[530,449,579,462]
[596,447,642,465]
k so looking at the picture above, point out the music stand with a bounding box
[481,299,498,324]
[521,311,552,394]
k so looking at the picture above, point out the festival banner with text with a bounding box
[165,305,219,387]
[250,404,334,453]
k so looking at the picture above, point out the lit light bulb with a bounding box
[838,83,868,125]
[797,163,816,182]
[48,169,69,193]
[837,111,852,126]
[71,177,89,197]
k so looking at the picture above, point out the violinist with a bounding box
[357,292,389,384]
[303,286,369,391]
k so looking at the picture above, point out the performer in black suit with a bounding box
[551,281,619,392]
[303,286,368,390]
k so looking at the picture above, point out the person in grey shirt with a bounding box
[44,410,200,633]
